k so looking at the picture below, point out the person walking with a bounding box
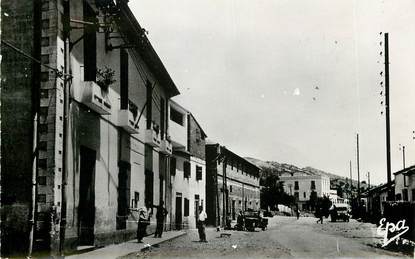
[236,210,244,231]
[154,200,168,238]
[197,206,207,242]
[316,206,323,224]
[136,206,150,243]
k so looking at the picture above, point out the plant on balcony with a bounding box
[96,66,116,91]
[152,121,160,134]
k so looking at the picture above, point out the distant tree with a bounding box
[260,168,295,210]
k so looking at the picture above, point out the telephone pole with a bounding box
[356,134,360,200]
[349,160,353,198]
[384,33,392,185]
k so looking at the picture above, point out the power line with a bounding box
[1,39,71,79]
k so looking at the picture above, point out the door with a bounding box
[175,193,182,230]
[194,195,200,226]
[232,200,236,220]
[117,162,130,230]
[78,146,96,246]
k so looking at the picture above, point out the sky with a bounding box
[129,0,415,185]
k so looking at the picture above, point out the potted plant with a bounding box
[96,66,116,91]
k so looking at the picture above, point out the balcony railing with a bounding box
[145,121,161,147]
[77,81,112,115]
[160,135,172,155]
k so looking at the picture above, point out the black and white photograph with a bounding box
[1,0,414,258]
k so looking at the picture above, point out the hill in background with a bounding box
[245,157,366,195]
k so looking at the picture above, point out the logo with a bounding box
[376,218,409,247]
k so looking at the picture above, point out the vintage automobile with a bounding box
[243,210,268,231]
[329,204,351,222]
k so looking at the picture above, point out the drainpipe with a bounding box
[28,114,38,258]
[60,0,70,254]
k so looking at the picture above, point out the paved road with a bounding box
[122,216,408,258]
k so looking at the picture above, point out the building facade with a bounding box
[205,144,261,227]
[168,101,207,229]
[394,165,415,202]
[279,171,330,211]
[1,0,180,256]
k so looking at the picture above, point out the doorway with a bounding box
[78,146,96,246]
[175,193,182,230]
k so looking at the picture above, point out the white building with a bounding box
[279,170,330,210]
[168,101,207,229]
[394,165,415,202]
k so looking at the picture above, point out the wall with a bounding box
[1,0,39,255]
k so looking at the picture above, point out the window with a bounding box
[196,165,202,181]
[83,2,96,82]
[170,107,184,126]
[303,192,306,198]
[411,189,415,202]
[145,170,154,206]
[294,181,299,190]
[184,198,189,216]
[396,193,402,200]
[184,161,191,179]
[170,157,176,176]
[230,185,232,193]
[294,192,299,200]
[402,189,408,201]
[311,181,316,190]
[120,49,129,108]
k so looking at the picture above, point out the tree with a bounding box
[260,167,295,210]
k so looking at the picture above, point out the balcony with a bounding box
[78,81,112,115]
[118,101,139,134]
[160,136,173,155]
[145,121,161,147]
[118,109,139,134]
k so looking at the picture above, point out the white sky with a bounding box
[129,0,415,184]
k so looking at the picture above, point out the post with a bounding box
[349,160,352,198]
[28,114,38,258]
[402,145,406,169]
[222,156,227,228]
[357,134,360,200]
[384,33,392,185]
[60,0,70,254]
[367,172,370,189]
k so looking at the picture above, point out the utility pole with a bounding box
[402,145,406,169]
[349,160,353,198]
[384,33,392,186]
[356,134,360,200]
[222,155,227,229]
[367,172,370,189]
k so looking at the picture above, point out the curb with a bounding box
[139,232,187,252]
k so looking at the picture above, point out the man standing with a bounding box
[197,206,207,242]
[154,200,168,238]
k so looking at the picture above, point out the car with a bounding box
[329,204,351,222]
[243,210,268,231]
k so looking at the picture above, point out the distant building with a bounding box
[394,165,415,202]
[168,100,207,229]
[363,181,394,222]
[279,170,330,210]
[205,144,261,226]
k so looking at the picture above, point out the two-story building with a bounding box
[394,165,415,202]
[205,144,261,227]
[1,0,180,256]
[279,170,330,211]
[168,100,207,229]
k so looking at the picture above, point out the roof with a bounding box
[117,2,180,97]
[206,143,261,172]
[366,180,395,195]
[393,165,415,176]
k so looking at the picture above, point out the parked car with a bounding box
[330,204,351,222]
[243,210,268,231]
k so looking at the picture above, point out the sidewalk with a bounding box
[66,230,186,259]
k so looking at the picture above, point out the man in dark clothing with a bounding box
[154,200,168,238]
[197,206,207,242]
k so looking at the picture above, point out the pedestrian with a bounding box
[154,200,168,238]
[316,207,323,224]
[296,207,300,220]
[236,210,244,231]
[197,206,207,242]
[136,206,150,243]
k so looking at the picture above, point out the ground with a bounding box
[121,216,409,259]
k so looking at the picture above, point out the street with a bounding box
[121,216,407,259]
